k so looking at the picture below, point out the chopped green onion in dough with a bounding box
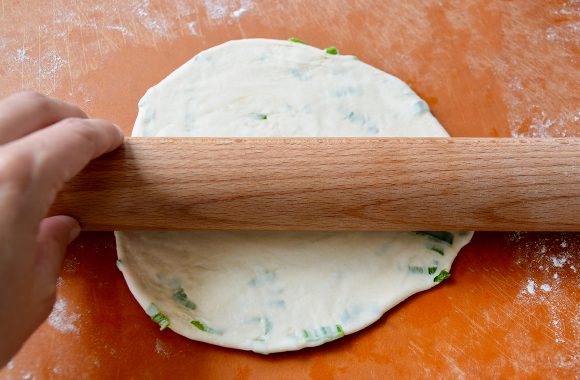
[324,46,339,55]
[172,288,196,310]
[116,39,473,354]
[191,320,224,335]
[288,37,307,44]
[434,270,452,283]
[146,303,170,331]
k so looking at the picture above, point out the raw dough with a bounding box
[116,39,473,354]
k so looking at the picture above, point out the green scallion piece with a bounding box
[257,113,268,120]
[264,318,272,335]
[146,303,170,331]
[430,246,445,256]
[191,320,206,331]
[172,288,196,310]
[428,266,438,275]
[416,231,454,245]
[408,266,424,274]
[288,37,307,44]
[434,270,451,283]
[325,46,339,55]
[191,320,223,335]
[336,324,344,337]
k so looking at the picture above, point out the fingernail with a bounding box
[69,224,81,243]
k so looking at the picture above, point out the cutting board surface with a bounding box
[0,1,578,378]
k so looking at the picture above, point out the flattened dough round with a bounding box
[116,39,473,354]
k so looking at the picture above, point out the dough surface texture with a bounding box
[116,39,473,354]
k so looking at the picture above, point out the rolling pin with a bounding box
[49,137,580,231]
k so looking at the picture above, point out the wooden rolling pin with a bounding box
[49,137,580,231]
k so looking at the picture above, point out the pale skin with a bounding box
[0,92,124,368]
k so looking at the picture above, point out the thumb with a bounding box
[35,215,81,289]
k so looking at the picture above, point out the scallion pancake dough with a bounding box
[116,39,474,354]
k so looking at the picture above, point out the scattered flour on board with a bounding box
[16,48,31,63]
[525,279,536,295]
[155,338,171,358]
[38,52,68,80]
[552,256,568,268]
[131,0,172,37]
[509,108,578,138]
[545,0,580,44]
[63,254,80,273]
[232,0,255,18]
[187,21,199,36]
[0,0,255,97]
[495,1,580,139]
[48,298,80,334]
[105,25,134,38]
[511,233,579,361]
[204,0,254,20]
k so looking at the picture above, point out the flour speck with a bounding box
[551,256,567,268]
[105,25,133,37]
[16,48,31,63]
[511,233,578,347]
[39,51,67,80]
[231,7,248,17]
[155,338,170,358]
[204,0,228,20]
[204,0,254,21]
[48,298,80,334]
[63,255,80,273]
[526,279,536,295]
[187,21,199,36]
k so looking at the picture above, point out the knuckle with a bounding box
[6,92,87,119]
[54,118,100,158]
[15,91,51,109]
[59,116,85,127]
[7,91,58,118]
[0,148,35,194]
[61,117,98,143]
[64,117,98,139]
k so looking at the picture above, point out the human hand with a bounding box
[0,92,124,367]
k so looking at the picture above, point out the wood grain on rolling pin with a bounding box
[49,137,580,231]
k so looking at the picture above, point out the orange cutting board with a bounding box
[0,1,578,378]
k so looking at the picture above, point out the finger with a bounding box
[0,92,87,145]
[1,117,124,224]
[34,215,80,292]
